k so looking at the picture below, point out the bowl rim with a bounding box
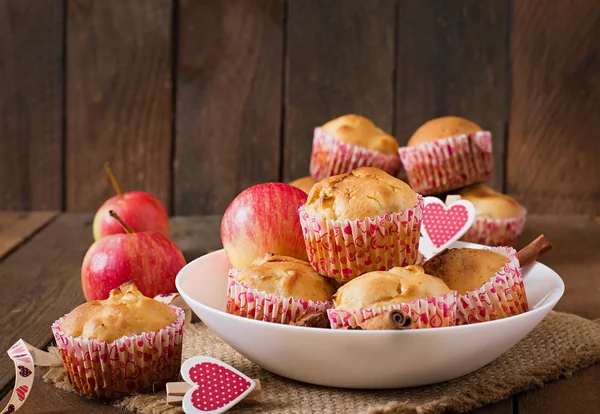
[176,247,565,336]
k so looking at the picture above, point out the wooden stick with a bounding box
[166,379,262,406]
[517,234,553,267]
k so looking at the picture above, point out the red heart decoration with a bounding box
[421,197,475,251]
[16,385,28,402]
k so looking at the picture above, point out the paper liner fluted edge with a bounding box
[398,131,493,195]
[457,246,529,325]
[327,290,458,329]
[310,127,401,180]
[51,305,185,399]
[299,195,423,280]
[226,269,332,324]
[461,207,527,247]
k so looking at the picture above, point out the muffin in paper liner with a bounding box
[461,207,528,247]
[398,131,493,195]
[51,305,185,399]
[226,269,332,324]
[310,127,401,181]
[457,246,528,325]
[299,195,423,281]
[327,291,458,329]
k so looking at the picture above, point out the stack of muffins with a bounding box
[226,114,531,329]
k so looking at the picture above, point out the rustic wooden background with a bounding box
[1,0,598,216]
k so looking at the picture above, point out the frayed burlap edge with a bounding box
[43,312,600,414]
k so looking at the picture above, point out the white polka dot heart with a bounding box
[181,356,256,413]
[421,196,476,253]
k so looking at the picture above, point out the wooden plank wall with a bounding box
[0,0,598,216]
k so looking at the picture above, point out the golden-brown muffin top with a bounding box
[289,176,317,194]
[457,184,523,219]
[333,265,451,310]
[61,282,177,342]
[408,116,483,146]
[322,114,399,155]
[423,248,509,295]
[235,254,336,302]
[304,167,417,220]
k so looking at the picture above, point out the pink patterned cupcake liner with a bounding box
[310,127,401,181]
[299,196,423,281]
[457,246,528,325]
[327,291,457,329]
[398,131,493,195]
[461,207,527,247]
[51,306,185,399]
[226,269,332,324]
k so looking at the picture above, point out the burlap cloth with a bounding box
[44,311,600,413]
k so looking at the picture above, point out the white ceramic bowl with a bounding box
[176,241,564,389]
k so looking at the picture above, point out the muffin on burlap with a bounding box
[227,253,335,324]
[457,184,527,247]
[327,265,457,329]
[424,247,528,324]
[299,167,423,281]
[398,116,493,195]
[310,115,401,180]
[51,282,185,399]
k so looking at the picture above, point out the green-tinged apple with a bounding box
[93,162,169,240]
[82,210,186,300]
[221,182,308,269]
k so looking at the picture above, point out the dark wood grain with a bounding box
[66,0,173,212]
[170,215,222,261]
[0,214,92,391]
[507,0,600,215]
[0,211,58,259]
[396,0,509,191]
[473,398,513,414]
[0,0,63,210]
[284,0,396,182]
[174,0,284,215]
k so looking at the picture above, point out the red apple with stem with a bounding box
[221,183,308,269]
[82,210,186,300]
[93,162,170,240]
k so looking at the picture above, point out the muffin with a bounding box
[51,282,185,399]
[299,167,423,281]
[398,116,493,195]
[227,253,336,324]
[310,115,401,180]
[424,247,528,324]
[327,265,457,329]
[457,184,527,247]
[289,176,317,194]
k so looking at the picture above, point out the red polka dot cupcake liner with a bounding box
[398,131,493,195]
[51,306,185,399]
[327,291,457,329]
[299,196,423,281]
[457,246,528,325]
[226,269,332,324]
[310,127,401,181]
[461,207,527,247]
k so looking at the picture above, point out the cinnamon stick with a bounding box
[290,311,330,328]
[340,310,412,331]
[517,234,553,267]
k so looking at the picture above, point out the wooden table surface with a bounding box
[1,212,599,413]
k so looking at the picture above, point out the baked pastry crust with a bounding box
[322,114,399,155]
[289,176,317,194]
[333,265,451,310]
[423,248,509,295]
[304,167,417,220]
[61,282,177,342]
[458,184,523,219]
[235,254,336,302]
[408,116,483,146]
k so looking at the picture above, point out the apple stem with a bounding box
[109,210,134,234]
[104,162,124,199]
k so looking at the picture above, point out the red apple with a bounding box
[93,162,169,240]
[82,210,186,300]
[221,183,308,269]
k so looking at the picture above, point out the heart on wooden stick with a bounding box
[181,356,256,414]
[421,196,476,253]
